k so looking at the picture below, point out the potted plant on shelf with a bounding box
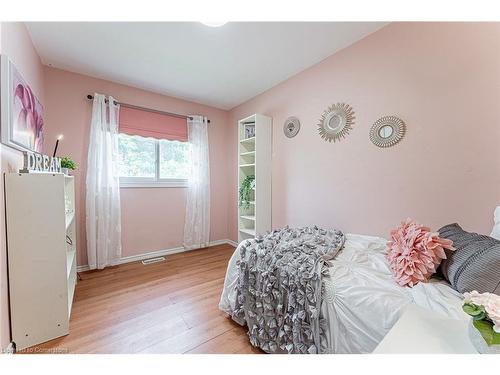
[463,290,500,353]
[239,175,255,209]
[60,156,77,175]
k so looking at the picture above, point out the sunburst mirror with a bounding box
[318,103,355,142]
[370,115,406,148]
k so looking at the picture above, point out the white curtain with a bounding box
[183,115,210,250]
[86,93,122,270]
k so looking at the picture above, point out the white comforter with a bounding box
[219,233,467,353]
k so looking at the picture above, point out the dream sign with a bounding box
[21,151,62,174]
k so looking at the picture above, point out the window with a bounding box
[118,133,190,187]
[117,106,190,188]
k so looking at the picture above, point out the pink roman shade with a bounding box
[119,106,188,141]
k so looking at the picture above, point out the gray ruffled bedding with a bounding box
[231,226,345,354]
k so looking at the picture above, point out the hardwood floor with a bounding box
[25,244,262,354]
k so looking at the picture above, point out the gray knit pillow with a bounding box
[438,223,500,295]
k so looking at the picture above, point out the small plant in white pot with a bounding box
[238,175,255,209]
[60,156,77,175]
[463,290,500,353]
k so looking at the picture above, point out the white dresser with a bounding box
[5,173,77,350]
[374,304,477,354]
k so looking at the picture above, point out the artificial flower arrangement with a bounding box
[386,218,454,287]
[463,290,500,347]
[60,156,78,174]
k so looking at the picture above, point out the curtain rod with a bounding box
[86,95,210,123]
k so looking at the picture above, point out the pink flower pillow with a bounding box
[386,218,455,287]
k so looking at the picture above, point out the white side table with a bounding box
[373,304,478,353]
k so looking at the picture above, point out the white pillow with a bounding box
[491,206,500,240]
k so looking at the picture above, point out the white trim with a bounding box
[120,179,188,188]
[76,238,238,272]
[226,239,238,247]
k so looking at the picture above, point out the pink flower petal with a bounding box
[386,218,454,287]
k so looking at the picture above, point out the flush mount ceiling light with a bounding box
[200,21,227,27]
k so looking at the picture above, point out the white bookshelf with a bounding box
[5,173,77,350]
[238,114,272,243]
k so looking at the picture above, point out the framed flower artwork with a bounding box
[1,55,44,153]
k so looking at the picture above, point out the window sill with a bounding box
[120,179,188,188]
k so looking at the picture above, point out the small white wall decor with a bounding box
[283,116,300,138]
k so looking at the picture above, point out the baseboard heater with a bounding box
[142,257,166,265]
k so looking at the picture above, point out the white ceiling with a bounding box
[26,22,387,110]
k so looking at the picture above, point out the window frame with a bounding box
[119,136,189,189]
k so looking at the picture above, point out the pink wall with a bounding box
[43,67,231,266]
[228,22,500,242]
[0,22,46,350]
[0,23,231,348]
[1,21,499,351]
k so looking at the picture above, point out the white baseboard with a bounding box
[226,239,238,247]
[77,238,238,272]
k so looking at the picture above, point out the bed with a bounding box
[219,233,467,353]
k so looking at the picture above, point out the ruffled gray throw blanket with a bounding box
[231,226,345,354]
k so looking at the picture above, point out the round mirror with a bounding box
[318,103,355,143]
[378,125,394,139]
[370,116,406,148]
[327,114,342,131]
